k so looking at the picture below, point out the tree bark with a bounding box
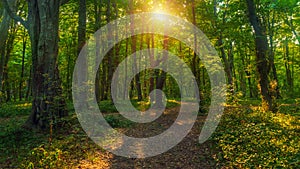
[284,39,293,92]
[105,0,114,100]
[213,0,234,94]
[0,0,16,98]
[26,66,32,100]
[77,0,88,105]
[3,17,17,102]
[1,0,68,129]
[19,28,27,101]
[94,0,102,101]
[267,10,280,98]
[218,36,234,92]
[191,0,202,102]
[27,0,67,129]
[129,0,142,101]
[149,29,155,103]
[154,35,168,107]
[123,38,129,100]
[78,0,86,55]
[246,0,273,111]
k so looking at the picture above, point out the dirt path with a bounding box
[77,106,218,169]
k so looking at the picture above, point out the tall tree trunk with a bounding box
[102,64,108,100]
[112,0,120,100]
[0,0,16,100]
[78,0,86,55]
[239,51,247,96]
[228,42,237,90]
[3,70,10,102]
[105,0,114,100]
[129,0,142,101]
[213,0,234,94]
[154,35,168,107]
[244,48,255,98]
[139,27,145,99]
[25,0,67,129]
[218,37,233,89]
[94,0,102,101]
[123,38,129,100]
[149,29,155,103]
[77,0,88,105]
[3,18,17,102]
[191,0,202,103]
[284,39,292,92]
[19,28,27,101]
[26,66,32,100]
[66,45,72,100]
[191,0,198,80]
[246,0,273,111]
[267,10,280,98]
[291,46,295,95]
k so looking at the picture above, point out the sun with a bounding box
[152,5,169,21]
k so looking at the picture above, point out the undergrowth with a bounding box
[212,100,300,168]
[0,99,179,168]
[2,99,299,168]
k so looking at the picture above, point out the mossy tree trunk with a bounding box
[2,0,68,129]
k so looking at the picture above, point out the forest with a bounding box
[0,0,299,168]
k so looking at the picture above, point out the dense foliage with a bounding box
[213,99,300,168]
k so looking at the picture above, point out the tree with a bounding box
[2,0,68,129]
[245,0,273,111]
[19,27,27,101]
[265,8,280,98]
[0,0,16,100]
[129,0,143,101]
[213,0,234,93]
[78,0,86,55]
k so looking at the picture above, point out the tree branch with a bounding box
[1,0,28,29]
[284,15,300,45]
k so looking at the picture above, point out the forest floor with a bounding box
[73,106,218,169]
[1,101,220,168]
[108,106,218,169]
[1,99,299,168]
